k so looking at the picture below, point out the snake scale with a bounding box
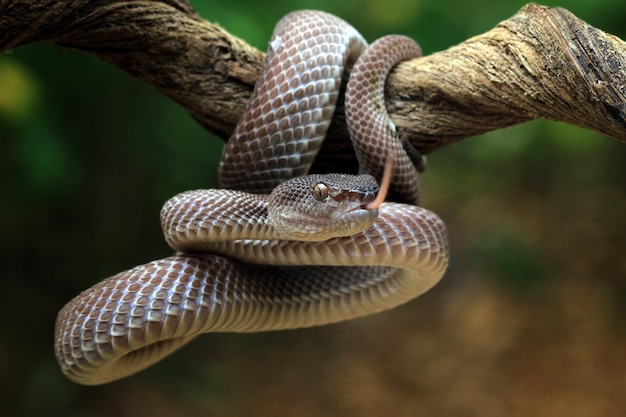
[55,10,449,385]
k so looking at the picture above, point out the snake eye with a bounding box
[313,183,329,201]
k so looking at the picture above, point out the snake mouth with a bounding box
[329,190,378,219]
[359,193,378,210]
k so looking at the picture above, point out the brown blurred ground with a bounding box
[5,126,625,417]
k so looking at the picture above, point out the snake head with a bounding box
[268,173,380,241]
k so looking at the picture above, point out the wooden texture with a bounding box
[1,1,624,171]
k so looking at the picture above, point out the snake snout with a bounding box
[332,189,378,217]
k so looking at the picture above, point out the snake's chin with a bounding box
[337,206,379,237]
[275,206,379,242]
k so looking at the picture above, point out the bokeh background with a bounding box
[1,0,625,416]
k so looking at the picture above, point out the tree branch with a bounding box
[1,1,624,171]
[391,4,626,153]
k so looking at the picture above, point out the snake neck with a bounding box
[161,189,278,251]
[163,197,449,284]
[209,204,448,275]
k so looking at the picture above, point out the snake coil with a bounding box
[55,10,449,385]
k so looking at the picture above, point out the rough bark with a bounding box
[1,1,624,171]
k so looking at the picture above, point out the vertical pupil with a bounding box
[314,184,327,200]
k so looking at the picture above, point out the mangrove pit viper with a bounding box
[55,10,449,385]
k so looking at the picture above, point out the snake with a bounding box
[54,10,449,385]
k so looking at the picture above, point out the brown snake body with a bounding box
[55,10,449,385]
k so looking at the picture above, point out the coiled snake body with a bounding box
[55,10,449,385]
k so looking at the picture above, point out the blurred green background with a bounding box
[1,0,625,416]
